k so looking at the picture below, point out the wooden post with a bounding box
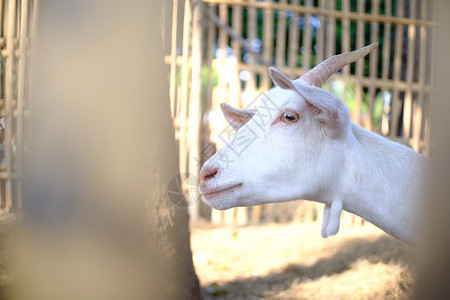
[380,0,392,136]
[275,0,287,69]
[287,0,299,78]
[390,0,405,139]
[354,0,364,126]
[368,0,380,131]
[188,0,203,223]
[413,0,428,152]
[169,0,179,119]
[15,0,29,209]
[4,0,16,210]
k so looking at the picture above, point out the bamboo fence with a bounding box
[0,0,35,212]
[166,0,435,226]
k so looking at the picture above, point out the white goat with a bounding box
[199,43,428,244]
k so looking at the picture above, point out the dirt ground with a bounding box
[192,222,415,300]
[1,213,415,299]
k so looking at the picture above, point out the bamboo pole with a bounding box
[231,2,247,223]
[390,0,405,139]
[275,0,286,69]
[231,3,242,107]
[261,0,273,90]
[202,0,436,27]
[354,0,364,126]
[246,0,257,93]
[169,0,179,119]
[179,0,191,185]
[16,0,28,209]
[341,0,350,104]
[413,0,427,152]
[402,0,416,145]
[287,0,299,77]
[302,0,313,72]
[380,0,392,136]
[316,0,325,65]
[325,0,335,94]
[368,0,379,131]
[4,0,16,210]
[188,0,203,223]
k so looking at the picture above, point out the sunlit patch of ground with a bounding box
[192,222,415,300]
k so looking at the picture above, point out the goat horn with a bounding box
[298,43,378,87]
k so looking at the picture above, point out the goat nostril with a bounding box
[201,168,218,182]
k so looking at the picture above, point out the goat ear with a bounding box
[220,103,256,131]
[270,66,349,137]
[292,82,351,137]
[268,67,297,90]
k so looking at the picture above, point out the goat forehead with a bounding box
[256,87,302,120]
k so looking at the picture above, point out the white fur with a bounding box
[198,69,427,244]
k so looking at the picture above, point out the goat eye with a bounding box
[281,111,299,123]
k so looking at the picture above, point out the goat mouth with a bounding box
[200,183,243,198]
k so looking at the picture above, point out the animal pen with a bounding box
[165,0,436,225]
[0,0,35,212]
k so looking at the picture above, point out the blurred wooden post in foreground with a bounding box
[414,0,450,298]
[188,0,203,223]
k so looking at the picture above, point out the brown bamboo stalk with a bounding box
[325,0,335,61]
[275,0,287,69]
[354,0,365,126]
[247,0,257,92]
[368,0,379,131]
[341,0,350,104]
[202,0,436,27]
[316,0,325,65]
[325,0,335,94]
[402,0,416,145]
[169,0,179,119]
[261,0,273,90]
[188,0,203,223]
[302,0,313,72]
[205,5,216,113]
[231,3,242,107]
[15,0,28,209]
[4,0,16,210]
[287,0,299,77]
[251,205,261,224]
[0,0,4,209]
[179,0,192,184]
[380,0,392,136]
[390,0,405,139]
[413,0,427,152]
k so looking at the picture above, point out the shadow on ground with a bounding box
[201,235,413,299]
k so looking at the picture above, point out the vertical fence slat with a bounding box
[413,0,427,152]
[354,0,365,126]
[325,0,335,94]
[4,0,16,210]
[368,0,379,131]
[341,0,350,104]
[15,0,28,209]
[169,0,179,119]
[302,0,313,72]
[316,0,325,65]
[287,0,299,77]
[231,3,242,107]
[247,0,257,93]
[188,0,203,222]
[390,0,405,139]
[261,0,273,90]
[380,0,392,136]
[275,0,287,69]
[402,0,416,145]
[179,0,191,182]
